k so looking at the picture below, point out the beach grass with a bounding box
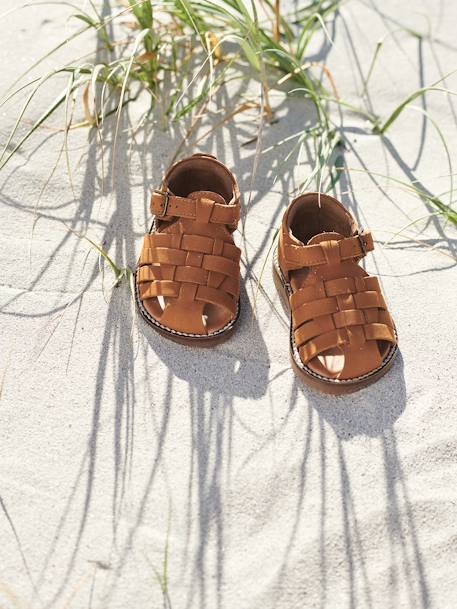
[0,0,456,293]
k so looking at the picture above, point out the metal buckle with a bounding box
[153,189,170,216]
[356,230,368,256]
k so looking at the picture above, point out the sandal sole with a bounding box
[272,250,398,395]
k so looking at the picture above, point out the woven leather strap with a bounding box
[291,274,395,365]
[138,232,240,319]
[151,191,240,228]
[283,232,373,270]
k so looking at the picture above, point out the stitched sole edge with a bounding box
[273,248,398,394]
[134,269,240,345]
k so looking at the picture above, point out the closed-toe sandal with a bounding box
[135,153,241,345]
[273,192,398,393]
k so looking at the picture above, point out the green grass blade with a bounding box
[375,67,457,134]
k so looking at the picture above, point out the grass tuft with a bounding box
[1,0,456,301]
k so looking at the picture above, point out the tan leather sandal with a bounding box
[135,153,241,345]
[273,192,398,394]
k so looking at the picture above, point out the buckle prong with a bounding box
[357,230,368,256]
[153,189,170,217]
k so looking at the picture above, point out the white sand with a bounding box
[1,1,457,607]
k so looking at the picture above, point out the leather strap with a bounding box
[137,231,241,316]
[291,274,396,366]
[283,231,374,270]
[151,191,240,226]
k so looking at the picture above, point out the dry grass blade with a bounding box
[274,0,281,42]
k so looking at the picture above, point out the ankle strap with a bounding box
[283,231,374,269]
[151,190,240,228]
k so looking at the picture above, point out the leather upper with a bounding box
[136,153,241,336]
[278,192,397,381]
